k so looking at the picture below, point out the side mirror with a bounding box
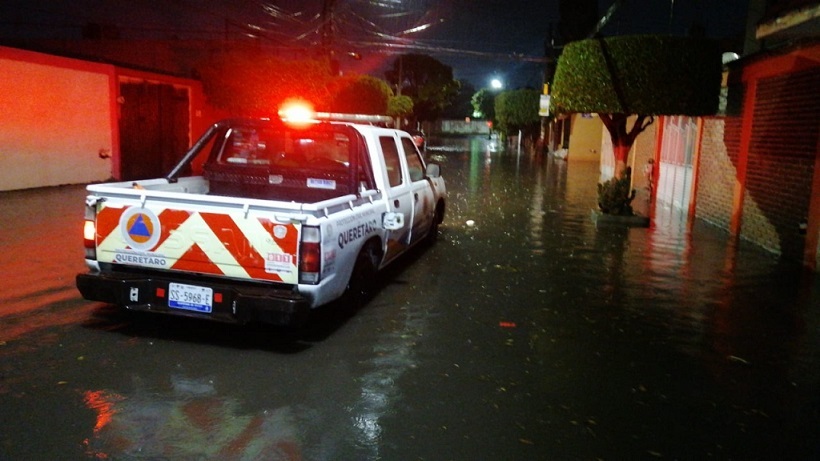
[382,212,405,231]
[426,163,441,178]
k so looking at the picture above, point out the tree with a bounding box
[443,80,476,119]
[329,74,393,115]
[494,89,541,139]
[387,95,414,122]
[197,50,335,116]
[471,88,496,120]
[552,35,722,179]
[385,53,460,122]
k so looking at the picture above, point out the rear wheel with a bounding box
[345,242,380,309]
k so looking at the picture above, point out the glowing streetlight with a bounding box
[490,78,503,90]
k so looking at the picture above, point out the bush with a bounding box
[597,174,636,216]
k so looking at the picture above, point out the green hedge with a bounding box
[552,35,722,116]
[495,88,540,134]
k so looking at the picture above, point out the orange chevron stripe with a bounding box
[260,219,299,256]
[199,212,257,264]
[198,212,284,282]
[95,206,126,245]
[157,208,192,248]
[169,242,224,276]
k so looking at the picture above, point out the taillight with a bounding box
[83,204,97,259]
[299,226,321,284]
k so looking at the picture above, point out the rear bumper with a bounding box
[76,271,310,327]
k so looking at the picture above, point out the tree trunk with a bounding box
[599,113,654,180]
[612,141,631,179]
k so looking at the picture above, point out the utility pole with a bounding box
[587,0,625,38]
[321,0,338,73]
[668,0,675,34]
[396,55,403,96]
[320,0,336,52]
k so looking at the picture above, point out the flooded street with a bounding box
[2,137,820,460]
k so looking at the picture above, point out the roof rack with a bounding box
[314,112,393,124]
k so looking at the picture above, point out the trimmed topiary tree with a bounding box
[329,74,394,115]
[494,88,541,139]
[552,35,722,183]
[387,95,414,123]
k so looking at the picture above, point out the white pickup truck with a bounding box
[76,110,446,327]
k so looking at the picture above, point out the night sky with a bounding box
[0,0,751,89]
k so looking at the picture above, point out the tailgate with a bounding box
[94,202,301,285]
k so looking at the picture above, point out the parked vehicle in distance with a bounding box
[409,129,426,152]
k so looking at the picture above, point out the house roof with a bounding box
[757,0,820,40]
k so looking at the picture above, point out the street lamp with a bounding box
[490,78,503,90]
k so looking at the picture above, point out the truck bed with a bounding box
[87,176,380,217]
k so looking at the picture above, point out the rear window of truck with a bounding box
[219,126,351,169]
[205,123,375,202]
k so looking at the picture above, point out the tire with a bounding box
[426,215,439,244]
[426,201,445,244]
[345,242,379,309]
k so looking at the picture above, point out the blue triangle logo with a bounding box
[129,214,151,237]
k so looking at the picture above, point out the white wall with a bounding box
[438,119,491,135]
[0,50,114,191]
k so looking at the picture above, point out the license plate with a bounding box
[168,283,213,313]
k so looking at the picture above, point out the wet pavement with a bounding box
[1,137,819,460]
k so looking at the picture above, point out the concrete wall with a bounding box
[567,114,602,162]
[437,119,491,135]
[0,47,115,190]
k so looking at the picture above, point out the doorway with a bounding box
[119,82,190,180]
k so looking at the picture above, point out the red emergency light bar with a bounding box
[278,101,392,125]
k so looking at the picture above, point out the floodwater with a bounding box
[1,137,819,460]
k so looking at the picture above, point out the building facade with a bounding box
[0,46,214,191]
[696,41,820,270]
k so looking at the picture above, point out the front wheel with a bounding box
[425,201,445,244]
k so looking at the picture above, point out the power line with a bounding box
[351,40,548,63]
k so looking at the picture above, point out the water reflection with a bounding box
[82,375,302,460]
[434,137,820,458]
[0,185,89,338]
[75,295,429,460]
[349,305,427,457]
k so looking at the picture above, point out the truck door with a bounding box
[399,135,434,245]
[378,135,414,264]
